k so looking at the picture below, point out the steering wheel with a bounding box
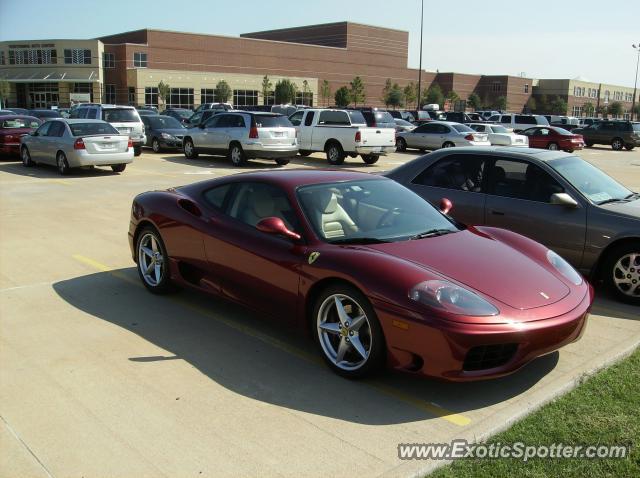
[377,208,402,228]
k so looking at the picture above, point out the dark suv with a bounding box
[573,121,640,151]
[439,111,476,124]
[356,109,396,129]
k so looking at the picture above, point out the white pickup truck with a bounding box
[288,108,396,165]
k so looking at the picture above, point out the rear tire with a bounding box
[361,154,379,164]
[547,142,559,151]
[134,145,142,157]
[21,147,34,167]
[111,164,126,173]
[396,137,407,152]
[325,142,345,165]
[183,138,199,159]
[442,141,455,149]
[151,138,161,153]
[298,150,312,157]
[229,143,247,166]
[602,243,640,305]
[624,144,635,151]
[611,138,624,151]
[585,141,594,147]
[56,152,70,176]
[275,158,290,166]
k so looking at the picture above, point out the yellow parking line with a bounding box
[71,254,471,426]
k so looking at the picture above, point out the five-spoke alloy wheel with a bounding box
[136,227,173,294]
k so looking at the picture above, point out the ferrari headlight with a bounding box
[547,250,582,285]
[161,132,175,140]
[409,280,499,316]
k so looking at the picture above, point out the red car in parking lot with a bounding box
[520,126,584,152]
[0,115,42,157]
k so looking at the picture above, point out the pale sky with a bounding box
[1,0,638,87]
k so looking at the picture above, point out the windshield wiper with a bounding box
[624,192,639,200]
[598,197,629,205]
[329,237,390,245]
[410,229,456,240]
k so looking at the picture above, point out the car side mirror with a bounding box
[550,193,579,208]
[439,197,453,214]
[31,131,38,136]
[256,217,301,241]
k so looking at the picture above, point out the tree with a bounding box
[549,97,567,115]
[446,90,460,103]
[495,96,508,111]
[334,86,350,108]
[424,84,444,108]
[215,80,231,102]
[582,101,595,117]
[261,75,272,105]
[403,82,416,109]
[274,79,297,104]
[320,80,331,107]
[349,76,366,107]
[537,94,549,114]
[301,80,311,106]
[467,93,481,111]
[0,80,10,109]
[608,101,623,118]
[525,96,537,113]
[381,78,392,106]
[633,103,640,119]
[387,83,404,109]
[157,81,171,108]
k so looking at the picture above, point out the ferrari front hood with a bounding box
[367,230,570,310]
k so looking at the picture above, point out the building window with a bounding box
[572,106,583,117]
[64,49,91,64]
[491,82,501,93]
[8,48,57,65]
[264,90,275,106]
[73,83,92,93]
[133,52,147,68]
[104,84,116,104]
[603,90,610,102]
[524,84,529,93]
[128,87,136,105]
[27,82,59,108]
[103,52,115,68]
[0,51,4,65]
[200,88,215,104]
[295,91,313,106]
[233,89,258,107]
[169,88,194,109]
[145,87,158,107]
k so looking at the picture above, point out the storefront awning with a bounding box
[0,69,99,82]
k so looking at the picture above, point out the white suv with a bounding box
[487,114,549,132]
[74,104,146,156]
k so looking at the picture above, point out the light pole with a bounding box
[416,0,424,110]
[633,44,640,121]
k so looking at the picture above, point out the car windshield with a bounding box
[69,122,120,136]
[170,109,193,119]
[452,124,474,133]
[254,115,292,127]
[491,125,509,133]
[297,179,460,243]
[102,108,139,123]
[548,156,632,204]
[2,117,41,128]
[632,123,640,131]
[148,116,184,129]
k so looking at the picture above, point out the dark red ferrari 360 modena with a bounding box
[128,170,593,380]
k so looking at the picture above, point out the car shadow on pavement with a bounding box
[52,267,568,425]
[591,291,639,321]
[0,161,121,178]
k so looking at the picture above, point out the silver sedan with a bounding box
[20,119,133,175]
[395,121,490,152]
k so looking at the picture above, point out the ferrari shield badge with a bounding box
[308,251,320,265]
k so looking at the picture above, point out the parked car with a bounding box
[469,123,528,147]
[28,109,62,120]
[387,110,403,119]
[129,169,592,379]
[5,108,30,116]
[440,112,477,124]
[466,113,485,122]
[194,102,233,114]
[395,121,490,152]
[0,115,42,157]
[73,104,146,156]
[0,110,17,116]
[271,104,299,116]
[288,108,395,165]
[358,109,396,129]
[20,119,133,175]
[573,121,640,151]
[393,118,416,133]
[141,115,186,152]
[386,147,640,303]
[409,110,440,122]
[579,118,600,127]
[182,112,297,166]
[136,108,159,116]
[520,126,584,152]
[162,108,194,125]
[476,110,500,120]
[487,114,549,132]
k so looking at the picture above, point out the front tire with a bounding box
[585,141,594,147]
[396,137,407,152]
[183,138,199,159]
[56,152,70,175]
[602,244,640,305]
[111,164,126,173]
[136,227,174,295]
[361,154,379,164]
[151,138,161,153]
[611,138,624,151]
[134,145,142,157]
[547,142,559,151]
[313,285,386,379]
[21,147,34,167]
[325,142,345,165]
[275,158,290,166]
[442,141,455,149]
[229,143,247,166]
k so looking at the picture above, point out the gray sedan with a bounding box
[386,147,640,304]
[20,119,133,175]
[395,121,490,152]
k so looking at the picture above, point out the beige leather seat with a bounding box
[240,189,275,227]
[309,189,358,239]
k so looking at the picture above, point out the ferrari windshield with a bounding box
[297,179,459,243]
[548,156,632,204]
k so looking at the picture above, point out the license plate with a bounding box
[118,128,131,134]
[273,131,284,137]
[102,143,116,149]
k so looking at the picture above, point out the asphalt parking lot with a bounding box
[1,146,639,478]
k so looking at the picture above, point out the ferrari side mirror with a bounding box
[439,197,453,215]
[256,217,301,241]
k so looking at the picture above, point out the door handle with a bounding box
[490,210,505,216]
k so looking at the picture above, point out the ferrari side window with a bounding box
[203,184,232,211]
[229,182,300,231]
[412,155,486,193]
